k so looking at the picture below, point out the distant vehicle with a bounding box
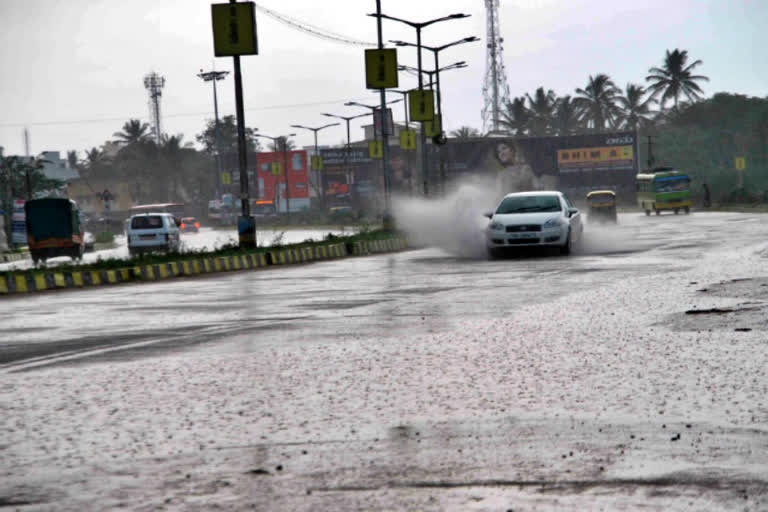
[126,202,185,234]
[636,168,692,215]
[208,199,236,226]
[179,217,200,233]
[484,191,583,257]
[586,190,618,223]
[24,198,86,264]
[126,213,181,257]
[252,200,277,218]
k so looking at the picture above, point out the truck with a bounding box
[25,198,86,264]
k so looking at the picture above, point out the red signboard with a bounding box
[255,150,309,201]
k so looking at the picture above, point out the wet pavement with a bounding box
[2,212,768,510]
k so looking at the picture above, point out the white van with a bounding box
[127,213,181,257]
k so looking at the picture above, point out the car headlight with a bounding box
[543,217,562,229]
[489,221,504,231]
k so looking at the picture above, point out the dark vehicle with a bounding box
[179,217,200,233]
[586,190,618,223]
[24,198,85,264]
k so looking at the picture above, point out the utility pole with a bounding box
[374,0,393,220]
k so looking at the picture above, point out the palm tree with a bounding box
[270,137,295,153]
[449,126,481,140]
[553,95,581,136]
[82,147,112,178]
[574,74,621,132]
[616,84,657,130]
[526,87,557,136]
[113,119,151,145]
[499,96,530,136]
[646,49,709,110]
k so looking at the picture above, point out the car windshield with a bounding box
[655,176,690,193]
[496,195,562,214]
[131,215,164,229]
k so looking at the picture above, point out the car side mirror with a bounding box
[174,217,181,227]
[568,207,579,217]
[483,211,493,219]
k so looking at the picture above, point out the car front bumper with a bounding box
[486,228,566,247]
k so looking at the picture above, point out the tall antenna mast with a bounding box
[143,71,166,143]
[481,0,511,134]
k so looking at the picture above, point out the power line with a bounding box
[254,3,377,47]
[0,96,376,128]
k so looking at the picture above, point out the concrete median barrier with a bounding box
[0,236,408,296]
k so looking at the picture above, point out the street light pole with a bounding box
[344,99,402,215]
[197,69,230,198]
[321,112,373,209]
[290,123,340,211]
[370,12,471,196]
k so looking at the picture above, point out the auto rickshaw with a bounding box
[586,190,617,223]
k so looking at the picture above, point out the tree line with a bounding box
[451,48,708,138]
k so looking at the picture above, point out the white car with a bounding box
[127,213,181,257]
[485,191,583,257]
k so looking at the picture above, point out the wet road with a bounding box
[2,212,768,510]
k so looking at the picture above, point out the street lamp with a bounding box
[321,112,374,202]
[368,12,471,195]
[254,133,296,222]
[344,99,403,210]
[197,69,229,198]
[393,37,478,142]
[290,123,340,211]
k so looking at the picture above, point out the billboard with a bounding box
[439,131,639,199]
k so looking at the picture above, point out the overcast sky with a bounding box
[0,0,765,157]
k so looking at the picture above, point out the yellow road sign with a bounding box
[368,140,383,159]
[365,49,398,89]
[271,162,283,176]
[400,129,416,150]
[425,115,442,138]
[211,2,258,57]
[735,156,746,171]
[221,172,232,185]
[311,155,323,171]
[408,89,434,121]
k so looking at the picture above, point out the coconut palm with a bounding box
[449,126,481,140]
[553,95,581,136]
[616,84,657,130]
[574,74,621,132]
[646,49,709,110]
[270,137,296,153]
[499,96,530,136]
[112,119,151,145]
[526,87,557,136]
[82,147,112,178]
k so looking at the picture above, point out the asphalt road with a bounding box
[2,212,768,510]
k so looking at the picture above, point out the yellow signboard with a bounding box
[311,155,323,171]
[400,129,416,150]
[211,2,258,57]
[424,115,442,138]
[365,49,398,89]
[557,145,634,171]
[368,140,383,159]
[221,172,232,185]
[735,156,746,170]
[408,89,434,121]
[271,162,283,176]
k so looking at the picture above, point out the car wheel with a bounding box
[655,209,661,215]
[684,206,690,214]
[674,208,679,214]
[486,247,500,260]
[645,209,650,216]
[560,229,572,255]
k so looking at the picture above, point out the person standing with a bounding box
[702,183,711,207]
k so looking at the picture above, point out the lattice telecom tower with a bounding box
[143,71,166,143]
[481,0,511,134]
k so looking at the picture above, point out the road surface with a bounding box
[2,212,767,510]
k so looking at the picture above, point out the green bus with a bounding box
[636,168,692,216]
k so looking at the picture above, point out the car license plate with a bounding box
[510,233,537,239]
[139,234,155,240]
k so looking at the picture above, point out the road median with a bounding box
[0,233,408,296]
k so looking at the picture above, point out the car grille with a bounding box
[508,238,539,245]
[506,224,541,233]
